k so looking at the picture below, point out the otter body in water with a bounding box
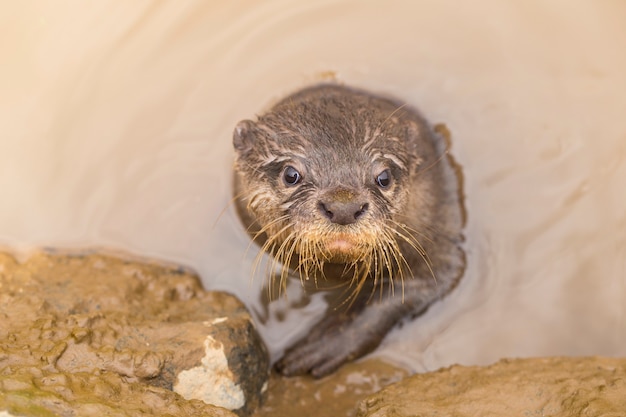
[233,84,465,377]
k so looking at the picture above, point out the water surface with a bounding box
[1,0,625,371]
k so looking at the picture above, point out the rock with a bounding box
[357,356,626,417]
[0,250,269,417]
[252,359,408,417]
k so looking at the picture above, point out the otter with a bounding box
[232,84,465,378]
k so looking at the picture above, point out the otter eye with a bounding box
[376,169,392,188]
[282,166,302,186]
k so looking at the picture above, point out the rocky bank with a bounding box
[0,250,269,416]
[1,250,625,417]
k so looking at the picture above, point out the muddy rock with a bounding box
[253,359,408,417]
[0,250,269,417]
[357,356,626,417]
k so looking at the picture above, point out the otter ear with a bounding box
[233,120,257,154]
[433,123,451,144]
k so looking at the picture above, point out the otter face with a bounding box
[233,86,427,287]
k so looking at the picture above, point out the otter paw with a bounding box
[275,311,385,378]
[275,332,360,378]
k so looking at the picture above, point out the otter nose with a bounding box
[318,200,369,225]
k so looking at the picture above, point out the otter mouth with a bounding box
[325,238,356,253]
[318,233,368,264]
[258,219,413,299]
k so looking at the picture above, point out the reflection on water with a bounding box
[1,1,626,371]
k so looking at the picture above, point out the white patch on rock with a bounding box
[173,335,245,411]
[0,412,18,417]
[208,317,228,325]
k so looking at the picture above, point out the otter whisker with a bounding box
[297,237,314,284]
[376,103,408,135]
[376,243,391,300]
[385,219,429,260]
[372,235,393,294]
[276,232,300,297]
[392,217,458,256]
[246,213,291,262]
[366,249,383,304]
[369,247,381,294]
[213,188,250,231]
[284,234,303,287]
[388,224,432,269]
[299,234,322,285]
[298,241,310,283]
[252,235,276,284]
[348,259,363,288]
[388,217,435,247]
[380,227,413,302]
[312,238,327,278]
[413,137,453,178]
[387,224,437,287]
[379,236,400,299]
[254,220,290,265]
[255,220,295,299]
[338,261,370,310]
[261,240,280,299]
[264,234,291,297]
[269,231,289,292]
[251,214,291,243]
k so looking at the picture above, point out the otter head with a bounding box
[233,85,427,286]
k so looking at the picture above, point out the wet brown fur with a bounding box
[232,84,465,377]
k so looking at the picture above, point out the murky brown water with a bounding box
[2,0,626,382]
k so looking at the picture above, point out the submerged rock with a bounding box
[0,250,269,417]
[253,359,408,417]
[357,356,626,417]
